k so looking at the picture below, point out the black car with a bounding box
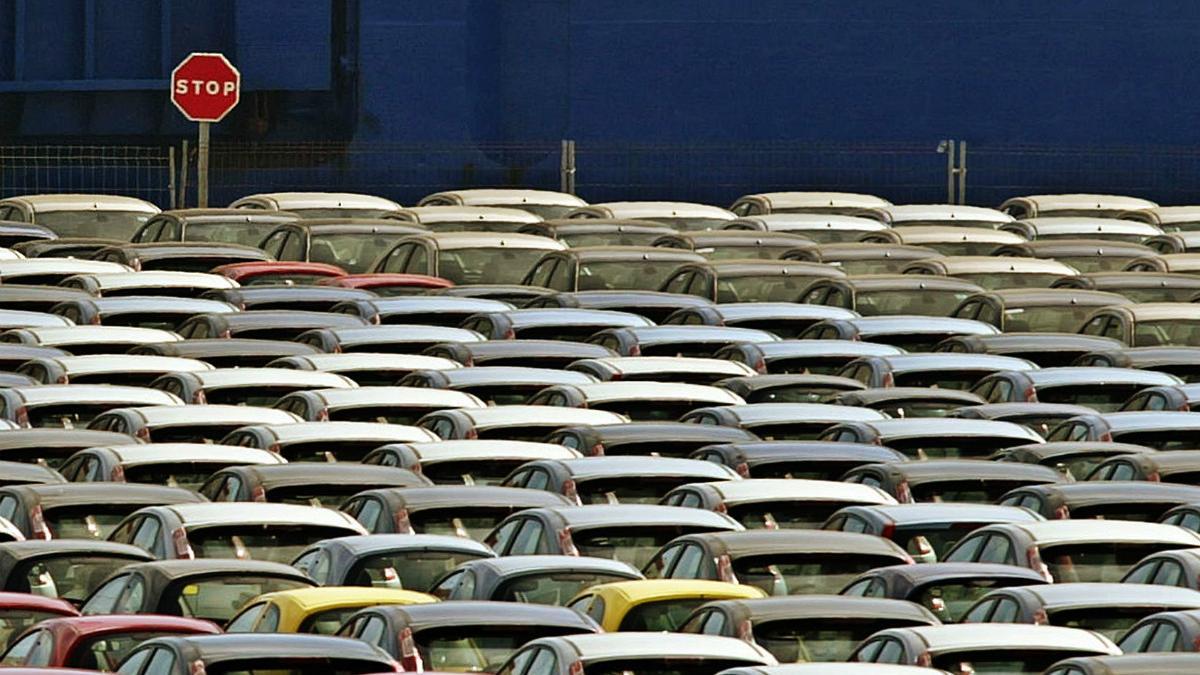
[113,633,394,675]
[545,422,757,458]
[689,440,907,480]
[204,285,376,312]
[841,562,1049,622]
[842,460,1062,503]
[936,332,1125,368]
[291,533,495,591]
[0,429,136,469]
[127,338,319,368]
[423,339,616,368]
[525,291,714,324]
[428,555,642,603]
[340,486,573,539]
[991,440,1156,482]
[0,539,153,604]
[999,482,1200,521]
[0,483,204,540]
[199,463,432,507]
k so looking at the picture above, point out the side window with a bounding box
[1122,561,1158,585]
[408,245,431,274]
[352,498,384,532]
[1110,462,1137,481]
[4,630,48,666]
[488,518,523,554]
[1152,560,1186,587]
[378,245,411,273]
[131,517,163,556]
[546,261,572,292]
[496,648,536,675]
[1101,317,1126,342]
[1080,315,1108,337]
[158,220,181,242]
[1144,394,1169,411]
[842,578,884,597]
[989,597,1020,623]
[82,575,130,614]
[142,647,177,675]
[946,534,986,562]
[214,476,243,501]
[990,379,1015,403]
[1118,621,1158,653]
[962,599,996,623]
[526,259,558,288]
[661,272,692,294]
[854,639,885,662]
[840,515,871,533]
[699,610,727,635]
[524,469,551,491]
[116,648,153,675]
[509,519,546,555]
[668,544,707,579]
[647,544,684,579]
[1147,622,1180,652]
[977,535,1015,565]
[873,638,905,664]
[114,575,146,614]
[524,648,558,675]
[356,615,387,646]
[278,233,305,262]
[226,602,269,633]
[260,231,289,258]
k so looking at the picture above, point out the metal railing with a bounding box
[7,140,1200,210]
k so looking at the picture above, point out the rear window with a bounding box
[727,500,861,530]
[755,617,924,663]
[47,506,140,539]
[856,290,971,317]
[205,658,389,675]
[585,659,771,675]
[169,575,310,622]
[733,552,905,595]
[1040,542,1190,582]
[13,554,140,602]
[187,525,359,563]
[618,598,708,631]
[70,631,186,671]
[930,650,1103,674]
[910,479,1046,503]
[573,525,715,569]
[346,549,488,592]
[1036,384,1145,413]
[495,571,632,605]
[409,507,517,541]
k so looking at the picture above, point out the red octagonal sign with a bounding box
[171,52,241,122]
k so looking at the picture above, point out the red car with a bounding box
[318,273,453,296]
[0,592,79,648]
[211,261,347,285]
[1,615,220,670]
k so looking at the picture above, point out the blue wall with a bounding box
[4,1,1200,204]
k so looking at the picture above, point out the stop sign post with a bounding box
[171,53,240,207]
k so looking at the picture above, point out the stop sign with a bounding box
[171,52,240,122]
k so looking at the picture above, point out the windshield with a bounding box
[717,276,813,303]
[185,222,270,247]
[1051,607,1151,641]
[310,233,410,274]
[47,506,137,539]
[573,526,713,569]
[35,211,152,239]
[14,555,139,602]
[728,501,858,529]
[71,631,187,671]
[328,406,437,425]
[954,273,1063,290]
[420,627,571,673]
[910,479,1038,503]
[1036,384,1144,412]
[931,650,1098,675]
[437,248,546,285]
[1135,320,1200,347]
[560,232,662,247]
[243,274,340,286]
[734,553,903,595]
[347,549,486,591]
[1112,430,1200,451]
[1041,542,1186,582]
[575,477,699,504]
[410,507,513,540]
[124,463,237,491]
[171,576,310,622]
[1002,306,1096,333]
[187,525,358,563]
[755,618,922,663]
[577,261,680,292]
[495,572,631,605]
[619,598,708,631]
[856,290,973,317]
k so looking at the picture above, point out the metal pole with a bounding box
[168,146,177,209]
[944,140,955,204]
[561,139,577,195]
[179,140,189,209]
[197,122,210,208]
[957,140,968,205]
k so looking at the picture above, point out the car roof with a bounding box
[587,202,736,220]
[534,632,773,663]
[871,226,1025,244]
[230,463,423,487]
[363,486,572,509]
[864,563,1047,586]
[1095,411,1200,432]
[388,440,579,462]
[422,188,587,208]
[157,503,362,530]
[728,214,888,231]
[747,340,905,358]
[414,231,566,250]
[434,405,629,428]
[561,381,745,404]
[877,353,1037,372]
[1010,194,1159,211]
[830,275,982,292]
[866,459,1059,482]
[574,356,754,376]
[872,204,1014,224]
[461,554,638,577]
[417,366,594,386]
[142,633,392,663]
[980,288,1133,305]
[5,482,202,508]
[254,586,434,612]
[586,579,766,603]
[852,418,1045,441]
[1012,216,1162,235]
[69,271,238,290]
[691,530,908,557]
[697,479,896,505]
[175,368,355,389]
[293,386,484,409]
[845,503,1041,525]
[234,192,401,211]
[494,308,653,328]
[836,315,1000,335]
[1046,654,1200,674]
[6,384,182,406]
[1018,481,1200,505]
[244,421,438,443]
[541,504,742,529]
[88,443,284,466]
[0,429,135,450]
[394,205,544,224]
[1011,582,1200,609]
[368,600,597,631]
[998,519,1200,545]
[872,623,1118,654]
[9,326,183,345]
[741,192,892,209]
[916,255,1079,274]
[1018,367,1181,386]
[703,302,858,321]
[311,533,494,556]
[1111,302,1200,321]
[39,355,214,375]
[558,245,704,262]
[111,404,301,426]
[549,457,738,480]
[3,194,160,213]
[839,387,984,406]
[703,595,935,624]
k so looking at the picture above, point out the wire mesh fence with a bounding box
[200,141,564,208]
[962,144,1200,207]
[8,140,1200,211]
[571,141,949,205]
[0,145,174,207]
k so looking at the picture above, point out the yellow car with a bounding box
[225,586,437,634]
[566,579,766,632]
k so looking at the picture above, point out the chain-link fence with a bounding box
[0,145,175,207]
[8,140,1200,210]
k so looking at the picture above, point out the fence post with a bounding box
[938,140,955,204]
[560,139,577,195]
[957,140,968,205]
[168,147,177,209]
[179,140,189,209]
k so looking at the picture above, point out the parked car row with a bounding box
[2,189,1200,674]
